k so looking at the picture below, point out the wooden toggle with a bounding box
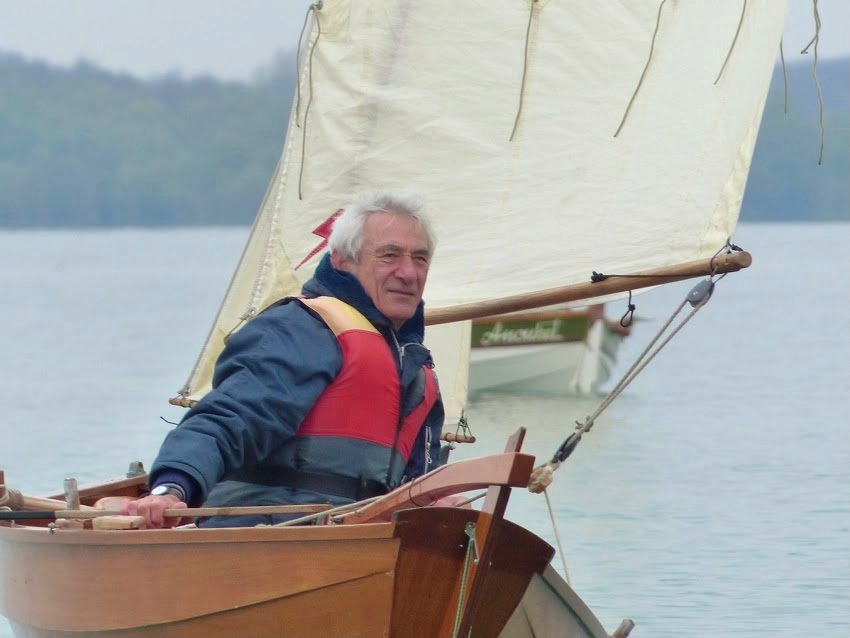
[440,432,476,443]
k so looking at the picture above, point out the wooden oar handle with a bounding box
[440,432,476,443]
[4,489,97,512]
[0,504,331,521]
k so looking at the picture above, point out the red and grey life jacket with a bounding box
[276,296,438,499]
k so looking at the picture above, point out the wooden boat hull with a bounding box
[0,510,611,638]
[0,523,398,637]
[0,440,622,638]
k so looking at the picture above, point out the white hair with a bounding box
[328,190,436,261]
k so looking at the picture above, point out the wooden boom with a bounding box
[425,251,752,325]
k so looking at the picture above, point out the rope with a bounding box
[298,2,323,199]
[452,522,477,638]
[620,290,636,328]
[800,0,825,165]
[614,0,667,138]
[294,3,319,127]
[780,40,788,114]
[509,0,537,141]
[276,494,384,527]
[526,271,724,590]
[544,488,571,585]
[529,243,740,492]
[714,0,747,85]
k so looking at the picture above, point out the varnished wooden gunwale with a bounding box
[0,520,395,545]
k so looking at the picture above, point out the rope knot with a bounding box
[528,461,560,494]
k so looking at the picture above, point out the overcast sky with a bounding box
[1,1,847,81]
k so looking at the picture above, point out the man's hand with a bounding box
[120,494,187,529]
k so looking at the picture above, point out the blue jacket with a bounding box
[150,253,444,525]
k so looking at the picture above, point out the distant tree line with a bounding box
[743,57,849,221]
[0,52,296,227]
[0,51,847,228]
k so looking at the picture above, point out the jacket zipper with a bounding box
[384,329,406,487]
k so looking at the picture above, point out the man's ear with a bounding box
[330,250,347,271]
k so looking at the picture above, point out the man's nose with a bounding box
[393,254,418,280]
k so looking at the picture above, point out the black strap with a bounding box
[237,468,389,501]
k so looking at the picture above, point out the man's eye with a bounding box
[378,252,401,262]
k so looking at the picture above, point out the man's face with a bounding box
[333,211,431,329]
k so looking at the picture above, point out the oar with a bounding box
[0,504,331,521]
[2,488,99,513]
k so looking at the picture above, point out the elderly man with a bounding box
[124,191,444,528]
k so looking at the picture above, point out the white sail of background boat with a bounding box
[1,2,795,637]
[175,0,784,416]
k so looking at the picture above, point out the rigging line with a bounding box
[299,3,323,200]
[589,296,710,424]
[529,293,705,491]
[800,0,825,165]
[582,244,732,425]
[591,272,690,281]
[509,0,537,141]
[529,295,684,472]
[280,494,384,527]
[534,246,737,490]
[714,0,747,85]
[579,297,688,433]
[614,0,668,138]
[780,39,788,114]
[620,290,636,328]
[452,523,478,638]
[294,4,314,127]
[543,488,571,586]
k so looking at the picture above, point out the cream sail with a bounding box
[177,0,788,405]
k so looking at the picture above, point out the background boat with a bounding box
[469,305,630,396]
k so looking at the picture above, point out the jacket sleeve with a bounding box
[150,302,342,504]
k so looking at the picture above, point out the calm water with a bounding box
[1,223,848,637]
